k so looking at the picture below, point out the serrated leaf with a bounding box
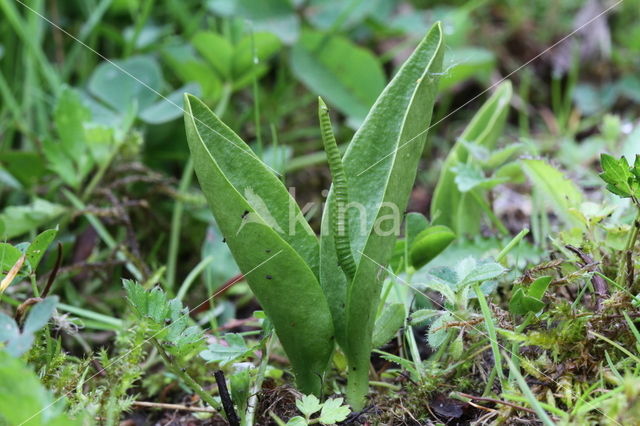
[457,262,506,288]
[146,287,168,323]
[23,296,58,335]
[409,309,442,325]
[296,394,322,417]
[319,397,350,424]
[423,280,456,305]
[599,153,639,199]
[200,333,251,366]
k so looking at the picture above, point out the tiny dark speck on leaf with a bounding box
[265,275,273,280]
[222,238,226,243]
[265,249,271,253]
[241,210,249,218]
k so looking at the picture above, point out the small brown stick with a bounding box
[15,298,42,323]
[565,245,608,311]
[132,401,218,413]
[41,242,63,298]
[214,370,240,426]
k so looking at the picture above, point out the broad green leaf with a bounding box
[528,276,552,300]
[0,152,46,189]
[319,397,350,424]
[26,228,58,271]
[318,23,444,408]
[23,296,58,335]
[521,159,584,227]
[0,199,66,239]
[88,55,163,112]
[139,83,200,124]
[55,87,91,155]
[162,44,222,100]
[207,0,300,44]
[305,0,379,31]
[291,30,385,124]
[372,303,406,348]
[405,212,429,247]
[192,31,234,79]
[409,225,456,269]
[232,32,282,79]
[184,94,334,395]
[296,394,322,417]
[431,81,512,234]
[0,243,22,273]
[439,47,495,91]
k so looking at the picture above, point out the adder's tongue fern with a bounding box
[318,97,357,281]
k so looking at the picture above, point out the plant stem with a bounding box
[245,333,273,426]
[616,209,640,286]
[496,228,529,263]
[151,338,221,411]
[473,283,506,389]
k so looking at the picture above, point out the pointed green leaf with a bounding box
[26,228,58,271]
[521,159,584,227]
[431,81,512,234]
[317,23,444,408]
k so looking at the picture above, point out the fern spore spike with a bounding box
[318,97,357,280]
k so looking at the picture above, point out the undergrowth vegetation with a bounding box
[1,0,640,425]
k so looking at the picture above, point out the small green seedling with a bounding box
[271,394,351,426]
[411,257,506,358]
[599,154,640,203]
[509,276,552,315]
